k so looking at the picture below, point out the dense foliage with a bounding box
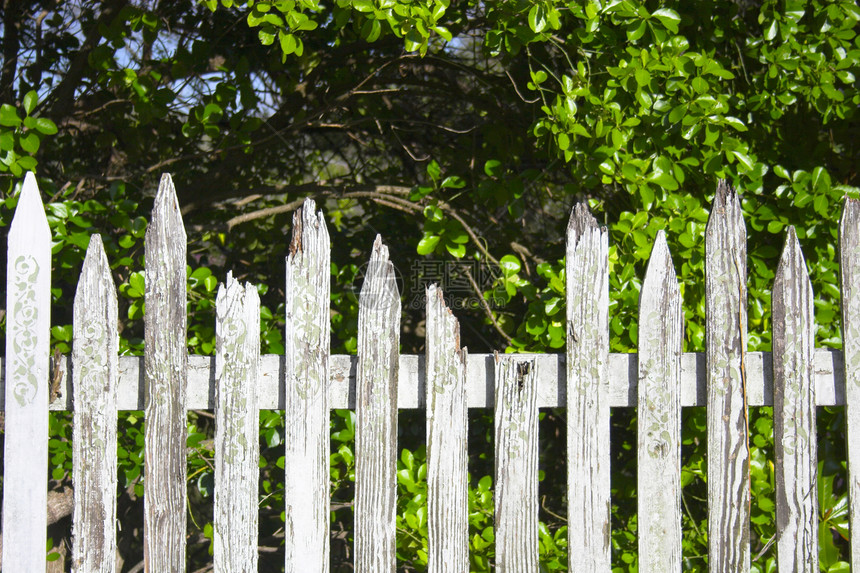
[0,0,858,570]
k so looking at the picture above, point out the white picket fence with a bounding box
[1,171,859,572]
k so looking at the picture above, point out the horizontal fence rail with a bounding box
[0,349,848,410]
[1,172,858,572]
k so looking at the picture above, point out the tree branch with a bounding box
[46,0,128,118]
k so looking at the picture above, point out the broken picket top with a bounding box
[283,200,331,572]
[705,182,750,572]
[2,174,859,573]
[565,202,611,570]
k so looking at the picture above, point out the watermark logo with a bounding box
[347,259,504,310]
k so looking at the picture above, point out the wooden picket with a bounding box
[637,231,683,572]
[425,285,468,572]
[773,227,818,571]
[143,173,188,572]
[354,237,400,572]
[842,197,860,571]
[565,202,611,570]
[705,181,750,572]
[2,173,860,572]
[213,274,260,572]
[283,199,331,572]
[494,354,539,571]
[72,235,118,573]
[2,172,51,571]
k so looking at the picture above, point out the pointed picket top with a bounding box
[3,172,52,571]
[425,284,468,572]
[355,234,401,572]
[360,234,401,312]
[72,234,119,573]
[775,226,811,291]
[840,197,860,572]
[143,172,188,572]
[565,202,611,571]
[148,173,187,249]
[705,180,750,572]
[638,230,683,572]
[773,226,818,571]
[284,198,331,573]
[642,230,680,301]
[11,171,50,240]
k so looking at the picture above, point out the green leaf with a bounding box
[34,117,58,135]
[423,204,443,222]
[19,132,40,154]
[433,26,452,42]
[767,220,784,233]
[528,4,548,33]
[764,19,778,41]
[730,150,754,172]
[361,19,381,42]
[812,167,831,194]
[445,242,466,258]
[426,159,441,182]
[557,132,570,150]
[190,266,212,280]
[723,116,747,132]
[647,170,678,190]
[417,234,440,255]
[0,130,13,150]
[441,176,465,189]
[484,159,502,176]
[258,28,276,45]
[668,104,688,123]
[499,254,521,274]
[627,19,647,42]
[280,31,297,54]
[129,272,145,295]
[22,90,38,116]
[247,9,266,27]
[651,8,680,33]
[51,325,72,342]
[16,155,37,170]
[352,0,373,12]
[0,104,21,127]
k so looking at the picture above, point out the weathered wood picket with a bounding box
[1,172,858,572]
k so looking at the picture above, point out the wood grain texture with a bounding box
[773,227,818,572]
[72,235,119,573]
[284,199,331,573]
[425,285,468,573]
[214,274,260,573]
[494,354,539,572]
[840,197,860,571]
[565,202,611,571]
[354,236,400,572]
[637,231,683,573]
[704,181,750,573]
[2,172,52,571]
[143,173,188,573]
